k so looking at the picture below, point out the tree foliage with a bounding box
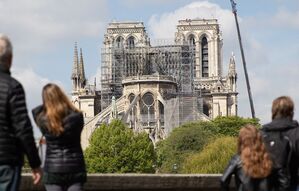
[156,116,260,173]
[84,116,259,174]
[181,136,237,174]
[211,116,260,137]
[84,120,156,173]
[156,121,214,173]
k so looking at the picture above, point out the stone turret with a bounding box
[228,52,237,92]
[71,43,101,122]
[71,42,79,91]
[71,43,86,92]
[79,48,86,88]
[228,52,236,76]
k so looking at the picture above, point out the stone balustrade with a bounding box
[122,75,177,85]
[20,174,234,191]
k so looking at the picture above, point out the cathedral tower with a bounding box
[175,19,237,118]
[71,43,100,121]
[175,19,222,80]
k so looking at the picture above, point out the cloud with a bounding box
[0,1,109,134]
[12,67,67,109]
[147,1,238,63]
[148,2,235,38]
[0,0,108,54]
[13,68,49,107]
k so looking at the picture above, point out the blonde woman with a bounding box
[32,83,86,191]
[220,125,275,191]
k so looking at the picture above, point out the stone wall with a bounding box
[20,174,234,191]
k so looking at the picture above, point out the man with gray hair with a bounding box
[0,34,42,190]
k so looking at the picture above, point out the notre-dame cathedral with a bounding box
[71,19,238,149]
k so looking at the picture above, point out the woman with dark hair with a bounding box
[220,124,275,191]
[32,83,86,191]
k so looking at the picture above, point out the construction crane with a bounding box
[230,0,256,118]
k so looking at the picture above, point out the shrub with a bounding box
[156,121,214,173]
[181,136,237,173]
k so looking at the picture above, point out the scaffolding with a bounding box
[100,44,196,111]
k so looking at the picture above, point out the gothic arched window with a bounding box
[203,101,210,117]
[188,34,196,46]
[201,36,209,78]
[188,34,196,78]
[140,92,155,126]
[127,36,135,48]
[116,36,124,48]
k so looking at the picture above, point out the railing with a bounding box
[20,174,233,191]
[122,75,177,84]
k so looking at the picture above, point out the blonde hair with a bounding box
[238,124,272,178]
[272,96,294,120]
[40,83,80,136]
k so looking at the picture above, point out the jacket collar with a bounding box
[262,118,299,131]
[0,64,11,75]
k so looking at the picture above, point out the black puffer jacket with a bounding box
[262,118,299,191]
[220,154,276,191]
[0,64,41,168]
[32,105,86,173]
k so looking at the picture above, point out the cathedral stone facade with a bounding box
[71,19,238,149]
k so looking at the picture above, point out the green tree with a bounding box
[211,116,260,137]
[156,121,214,173]
[181,136,237,173]
[84,120,156,173]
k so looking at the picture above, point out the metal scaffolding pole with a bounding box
[230,0,256,118]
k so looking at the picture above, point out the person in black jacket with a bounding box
[262,96,299,191]
[32,83,86,191]
[221,125,275,191]
[0,34,42,190]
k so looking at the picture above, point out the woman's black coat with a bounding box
[32,105,86,173]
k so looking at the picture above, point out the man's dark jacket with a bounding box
[0,64,41,168]
[32,105,86,173]
[262,118,299,191]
